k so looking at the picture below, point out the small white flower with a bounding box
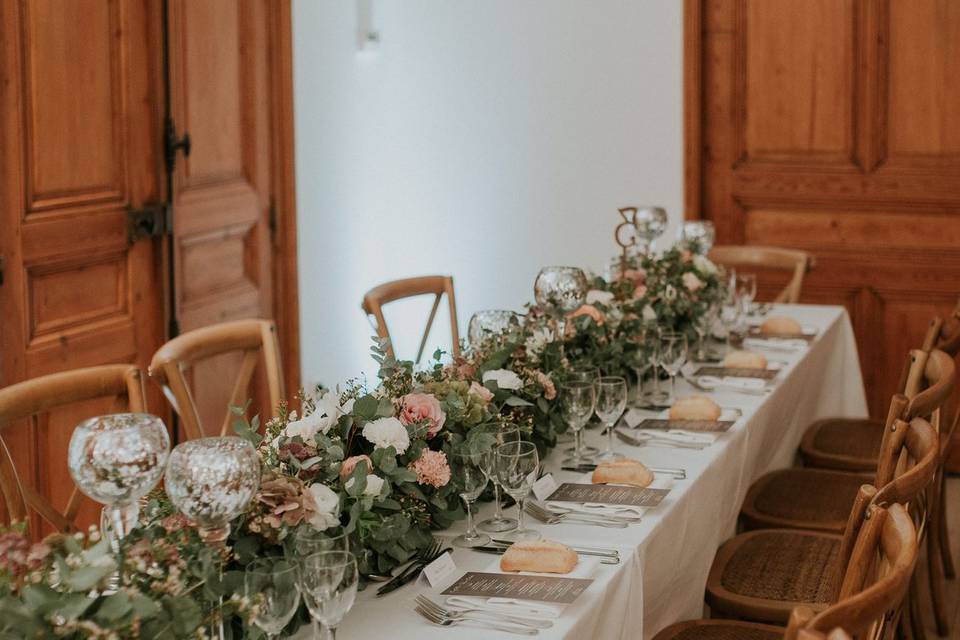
[307,483,340,531]
[642,305,657,321]
[346,474,386,497]
[585,289,615,306]
[482,369,523,391]
[284,389,351,442]
[664,284,677,301]
[362,417,410,454]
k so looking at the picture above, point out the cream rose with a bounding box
[483,369,523,391]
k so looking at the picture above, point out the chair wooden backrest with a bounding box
[786,503,918,640]
[361,275,460,363]
[149,319,284,441]
[707,245,813,303]
[0,364,146,531]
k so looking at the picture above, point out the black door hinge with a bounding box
[164,116,191,174]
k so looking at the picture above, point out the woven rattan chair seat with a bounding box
[798,417,885,471]
[740,468,866,532]
[651,620,784,640]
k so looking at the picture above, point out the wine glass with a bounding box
[468,310,521,347]
[692,305,718,363]
[450,451,490,547]
[659,332,689,403]
[560,367,600,458]
[632,206,668,254]
[678,220,716,255]
[534,266,588,358]
[245,558,301,639]
[478,424,521,534]
[495,441,541,542]
[595,377,627,462]
[560,381,596,466]
[630,324,659,406]
[736,273,758,314]
[719,278,746,351]
[286,525,349,558]
[299,551,359,640]
[164,437,261,544]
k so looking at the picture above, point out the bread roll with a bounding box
[500,540,578,574]
[669,394,722,421]
[591,458,654,488]
[760,316,803,336]
[721,349,768,370]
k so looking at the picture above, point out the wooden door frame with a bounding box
[268,0,300,394]
[683,0,703,222]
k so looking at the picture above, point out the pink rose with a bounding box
[535,371,557,400]
[398,393,446,438]
[681,250,693,263]
[619,269,648,299]
[340,454,373,480]
[408,450,451,488]
[568,304,605,326]
[469,381,494,403]
[682,272,704,292]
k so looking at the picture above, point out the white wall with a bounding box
[293,0,684,388]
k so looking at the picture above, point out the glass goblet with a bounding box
[560,367,600,458]
[468,310,521,348]
[450,452,490,547]
[478,424,521,534]
[595,376,628,462]
[678,220,716,255]
[164,436,261,545]
[286,525,349,558]
[534,266,588,358]
[245,558,301,639]
[659,332,689,404]
[737,273,758,313]
[560,381,596,466]
[496,441,541,542]
[68,413,170,588]
[299,551,359,640]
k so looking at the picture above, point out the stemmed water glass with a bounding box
[720,276,746,351]
[299,551,359,640]
[561,367,600,458]
[659,332,689,403]
[534,266,588,358]
[630,324,659,406]
[245,558,301,639]
[450,451,490,547]
[468,310,521,347]
[560,381,596,466]
[496,441,541,542]
[692,306,718,363]
[286,525,349,557]
[595,377,628,462]
[736,273,758,315]
[478,424,521,534]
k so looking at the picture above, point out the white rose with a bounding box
[585,289,615,306]
[307,483,340,531]
[693,254,718,275]
[284,390,352,442]
[642,305,657,321]
[362,417,410,454]
[482,369,523,391]
[346,474,386,497]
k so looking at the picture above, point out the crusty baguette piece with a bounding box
[721,349,768,369]
[760,316,803,336]
[591,458,654,488]
[500,540,578,574]
[669,394,722,421]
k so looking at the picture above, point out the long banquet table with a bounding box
[336,304,868,639]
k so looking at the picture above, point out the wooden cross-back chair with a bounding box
[651,500,918,640]
[708,245,814,303]
[0,364,146,532]
[149,319,284,441]
[700,412,937,626]
[361,275,460,363]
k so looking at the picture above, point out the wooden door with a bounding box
[0,0,167,532]
[166,0,298,436]
[686,0,960,461]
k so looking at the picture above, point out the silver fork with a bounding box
[524,502,628,528]
[415,595,553,629]
[414,603,539,635]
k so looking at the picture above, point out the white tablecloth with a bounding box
[336,304,867,639]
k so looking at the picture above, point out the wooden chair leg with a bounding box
[938,473,955,580]
[899,590,916,640]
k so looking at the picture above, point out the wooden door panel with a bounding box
[0,0,166,533]
[168,0,276,435]
[690,0,960,457]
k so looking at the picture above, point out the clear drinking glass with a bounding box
[468,310,521,347]
[495,441,541,542]
[692,306,718,363]
[561,367,600,458]
[245,558,301,639]
[478,424,521,533]
[534,266,588,358]
[286,525,349,558]
[450,452,490,547]
[299,551,359,640]
[736,273,758,314]
[720,277,746,351]
[595,377,627,462]
[659,332,689,403]
[560,381,596,466]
